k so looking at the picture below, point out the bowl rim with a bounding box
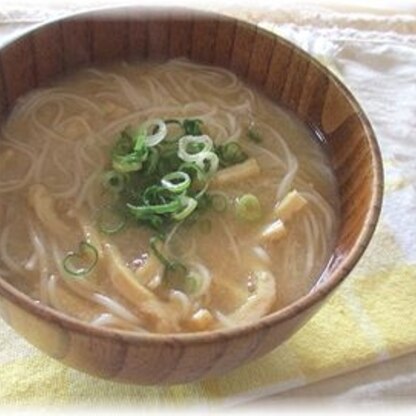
[0,5,384,345]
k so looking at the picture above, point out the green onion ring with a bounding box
[102,170,125,193]
[161,171,191,194]
[178,135,213,162]
[210,193,228,212]
[127,199,181,218]
[195,151,219,176]
[172,196,198,221]
[63,241,98,277]
[96,206,127,235]
[235,194,262,222]
[179,162,207,183]
[144,147,160,174]
[141,118,168,147]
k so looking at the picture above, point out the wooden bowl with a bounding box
[0,7,383,384]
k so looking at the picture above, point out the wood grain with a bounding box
[147,10,170,61]
[213,17,236,67]
[264,39,294,102]
[0,63,7,119]
[191,15,218,64]
[91,18,128,64]
[32,23,64,86]
[128,12,149,61]
[0,36,37,107]
[247,29,275,87]
[297,59,330,125]
[280,47,311,112]
[169,10,194,59]
[61,19,92,71]
[0,7,383,385]
[230,21,257,77]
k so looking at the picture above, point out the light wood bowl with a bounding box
[0,7,383,384]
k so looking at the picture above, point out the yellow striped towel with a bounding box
[1,5,416,407]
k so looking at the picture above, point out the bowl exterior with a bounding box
[0,287,321,383]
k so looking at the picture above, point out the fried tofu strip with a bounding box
[274,189,307,221]
[211,158,260,187]
[259,219,287,243]
[227,270,276,325]
[104,244,182,332]
[188,308,215,332]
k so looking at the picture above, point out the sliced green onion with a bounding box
[111,127,149,173]
[102,171,125,193]
[133,126,147,152]
[247,124,262,143]
[141,118,167,147]
[161,171,191,194]
[142,185,169,206]
[96,206,126,235]
[127,199,181,218]
[179,162,206,182]
[210,193,228,212]
[112,150,147,173]
[235,194,262,222]
[178,135,213,162]
[183,273,202,294]
[143,214,164,231]
[183,119,203,136]
[144,147,159,174]
[112,130,133,155]
[163,261,189,290]
[105,117,261,245]
[63,241,98,277]
[195,151,219,176]
[218,142,248,166]
[172,196,198,221]
[149,236,171,268]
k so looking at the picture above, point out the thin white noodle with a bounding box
[71,170,101,212]
[29,225,50,304]
[187,261,212,298]
[218,217,241,264]
[301,214,315,278]
[0,136,37,193]
[90,313,148,332]
[109,73,144,109]
[169,290,193,320]
[24,251,37,271]
[47,274,65,310]
[92,294,143,325]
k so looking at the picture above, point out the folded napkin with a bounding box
[1,4,416,407]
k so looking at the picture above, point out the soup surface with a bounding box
[0,59,338,333]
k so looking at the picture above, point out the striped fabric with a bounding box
[1,5,416,406]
